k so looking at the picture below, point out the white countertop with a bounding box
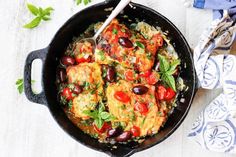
[0,0,234,157]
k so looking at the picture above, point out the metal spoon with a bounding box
[79,0,131,49]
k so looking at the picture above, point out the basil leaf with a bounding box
[43,7,54,15]
[162,74,176,91]
[158,54,170,72]
[135,41,145,49]
[98,102,105,113]
[76,0,82,5]
[17,84,24,94]
[23,17,41,29]
[100,112,110,120]
[169,59,180,72]
[94,117,103,129]
[83,110,98,119]
[27,3,39,16]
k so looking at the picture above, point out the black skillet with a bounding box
[24,0,197,156]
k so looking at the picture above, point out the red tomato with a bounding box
[155,35,163,47]
[134,102,148,115]
[165,88,176,100]
[114,91,130,103]
[157,85,167,100]
[93,122,111,134]
[75,56,91,63]
[146,72,158,85]
[139,70,151,78]
[61,87,73,100]
[125,70,136,81]
[131,126,140,137]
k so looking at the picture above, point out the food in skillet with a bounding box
[56,19,182,143]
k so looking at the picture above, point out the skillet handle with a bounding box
[24,47,48,105]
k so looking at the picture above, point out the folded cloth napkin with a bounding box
[183,0,236,19]
[188,13,236,153]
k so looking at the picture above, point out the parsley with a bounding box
[16,78,35,94]
[76,0,92,5]
[146,52,152,60]
[112,28,118,34]
[158,54,180,91]
[97,50,105,61]
[83,102,115,129]
[23,3,54,29]
[135,41,145,49]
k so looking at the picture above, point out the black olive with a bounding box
[132,85,149,95]
[58,68,66,82]
[116,131,131,142]
[107,128,122,138]
[61,56,75,66]
[106,66,116,82]
[73,84,83,95]
[118,37,133,48]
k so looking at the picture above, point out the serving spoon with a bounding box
[79,0,131,49]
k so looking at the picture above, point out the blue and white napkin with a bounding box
[187,8,236,154]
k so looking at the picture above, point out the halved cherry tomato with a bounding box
[146,72,158,85]
[165,88,176,100]
[157,85,167,100]
[93,122,111,134]
[75,56,91,63]
[61,87,73,100]
[134,102,148,115]
[114,91,130,103]
[139,70,151,78]
[124,70,136,81]
[131,126,140,137]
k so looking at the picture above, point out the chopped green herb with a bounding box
[121,28,126,32]
[135,41,145,49]
[146,52,152,60]
[112,28,118,34]
[24,3,54,29]
[97,50,105,61]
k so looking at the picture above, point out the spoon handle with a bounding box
[93,0,131,39]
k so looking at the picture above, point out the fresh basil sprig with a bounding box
[158,54,180,91]
[16,78,35,94]
[83,102,115,129]
[76,0,92,5]
[23,3,54,29]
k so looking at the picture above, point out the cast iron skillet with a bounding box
[24,0,197,156]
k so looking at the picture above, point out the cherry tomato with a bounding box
[134,102,148,115]
[75,56,91,63]
[146,72,158,85]
[93,122,111,134]
[157,85,167,100]
[114,91,130,103]
[155,35,163,47]
[131,126,140,137]
[124,70,136,81]
[61,87,73,100]
[165,88,176,100]
[139,70,151,78]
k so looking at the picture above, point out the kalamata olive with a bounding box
[132,85,149,95]
[73,84,83,95]
[106,66,115,82]
[61,56,75,66]
[58,68,66,82]
[118,37,133,48]
[107,128,122,138]
[116,131,131,142]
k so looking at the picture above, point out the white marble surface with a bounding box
[0,0,234,157]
